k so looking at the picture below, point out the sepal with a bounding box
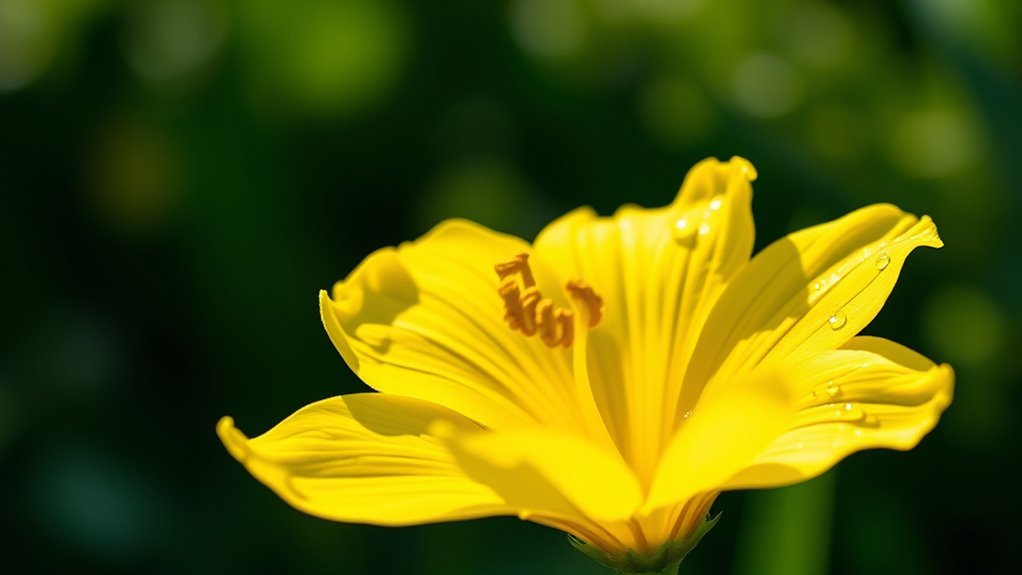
[569,512,721,574]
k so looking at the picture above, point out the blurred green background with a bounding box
[2,0,1019,573]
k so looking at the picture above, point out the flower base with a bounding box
[568,513,720,574]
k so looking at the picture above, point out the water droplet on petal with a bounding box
[875,251,891,271]
[709,196,723,211]
[825,381,840,397]
[673,217,696,242]
[834,403,866,422]
[828,312,847,330]
[683,409,693,420]
[698,222,711,236]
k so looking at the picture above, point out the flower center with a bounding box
[494,253,602,347]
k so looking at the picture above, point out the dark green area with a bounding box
[1,1,1019,573]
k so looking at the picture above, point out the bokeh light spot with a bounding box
[123,0,229,83]
[511,0,586,59]
[783,2,853,69]
[239,0,408,119]
[418,163,537,235]
[732,53,804,119]
[0,0,104,92]
[0,0,56,91]
[90,116,181,235]
[634,0,706,24]
[889,109,981,178]
[922,283,1005,366]
[31,444,172,561]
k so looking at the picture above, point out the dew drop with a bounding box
[835,403,866,422]
[875,251,891,271]
[825,381,840,397]
[698,222,711,236]
[673,217,695,242]
[827,312,847,330]
[683,409,693,420]
[709,196,723,211]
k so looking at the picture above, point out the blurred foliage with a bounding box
[1,0,1020,573]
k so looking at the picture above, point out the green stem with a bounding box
[733,471,836,575]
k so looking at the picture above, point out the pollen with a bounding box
[495,253,602,347]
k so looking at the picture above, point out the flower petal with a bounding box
[679,204,942,416]
[320,219,581,432]
[436,425,643,525]
[532,157,757,482]
[218,394,510,526]
[724,337,954,489]
[644,369,795,512]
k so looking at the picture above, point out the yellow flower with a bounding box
[218,157,953,573]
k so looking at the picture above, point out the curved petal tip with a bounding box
[217,416,250,462]
[729,156,757,181]
[319,289,360,369]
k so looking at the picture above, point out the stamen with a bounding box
[565,280,603,327]
[495,253,536,286]
[497,257,615,451]
[494,254,602,347]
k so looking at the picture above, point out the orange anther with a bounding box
[493,255,601,347]
[566,280,603,327]
[494,253,535,287]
